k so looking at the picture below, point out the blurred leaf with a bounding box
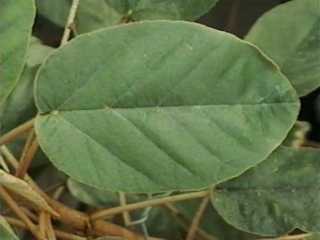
[67,178,120,207]
[0,215,19,240]
[0,38,53,134]
[246,0,320,96]
[212,147,320,237]
[0,170,58,216]
[36,0,220,33]
[0,0,35,104]
[35,21,299,193]
[283,121,311,148]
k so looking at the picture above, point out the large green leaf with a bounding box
[246,0,320,97]
[0,215,19,240]
[177,200,258,240]
[212,147,320,237]
[36,0,220,33]
[0,0,35,104]
[35,21,299,193]
[0,38,53,134]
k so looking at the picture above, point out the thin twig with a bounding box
[91,191,209,221]
[0,119,34,146]
[46,213,57,240]
[60,0,80,45]
[5,217,86,240]
[39,211,47,238]
[225,0,240,33]
[185,197,210,240]
[119,192,132,226]
[0,186,43,239]
[15,137,39,178]
[165,204,217,240]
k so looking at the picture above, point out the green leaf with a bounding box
[211,147,320,237]
[37,0,220,33]
[177,200,258,240]
[246,0,320,97]
[0,38,53,134]
[0,0,35,104]
[35,21,299,193]
[67,178,120,207]
[306,233,320,240]
[0,215,19,240]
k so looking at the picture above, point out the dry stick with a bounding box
[185,197,210,240]
[15,137,39,178]
[5,217,86,240]
[0,146,143,240]
[165,204,217,240]
[0,119,34,146]
[0,186,43,240]
[91,190,209,221]
[46,213,57,240]
[39,211,47,238]
[60,0,80,45]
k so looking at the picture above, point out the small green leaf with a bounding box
[211,147,320,237]
[0,38,53,134]
[0,215,19,240]
[35,21,299,193]
[0,0,35,104]
[283,121,311,148]
[246,0,320,96]
[37,0,220,33]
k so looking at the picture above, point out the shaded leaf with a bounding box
[212,147,320,237]
[0,37,53,134]
[35,21,299,193]
[0,170,57,216]
[0,215,19,240]
[37,0,220,33]
[246,0,320,96]
[177,200,258,240]
[0,0,35,103]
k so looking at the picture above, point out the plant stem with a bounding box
[0,186,43,239]
[119,191,132,226]
[185,197,210,240]
[91,190,209,220]
[15,137,39,178]
[0,119,34,146]
[60,0,80,45]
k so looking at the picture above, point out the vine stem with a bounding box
[0,119,34,146]
[185,197,210,240]
[60,0,80,46]
[91,190,210,221]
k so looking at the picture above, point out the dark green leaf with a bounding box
[35,21,299,193]
[37,0,220,33]
[0,38,53,133]
[0,0,35,103]
[212,147,320,236]
[246,0,320,96]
